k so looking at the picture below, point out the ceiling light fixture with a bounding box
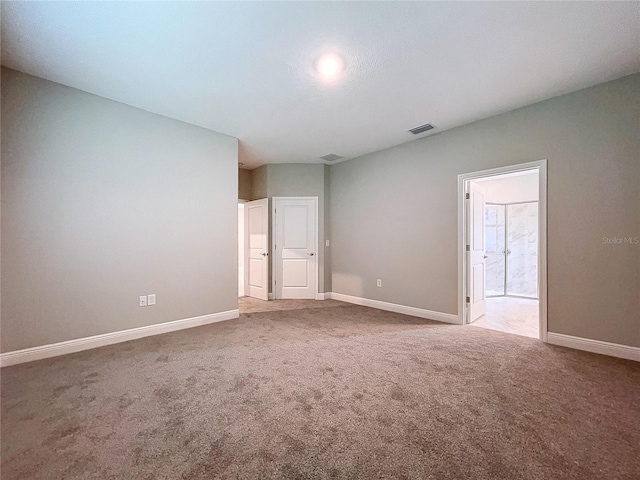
[315,53,345,79]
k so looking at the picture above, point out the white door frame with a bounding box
[272,196,319,300]
[238,200,248,297]
[457,160,548,341]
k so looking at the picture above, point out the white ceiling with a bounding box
[2,2,639,169]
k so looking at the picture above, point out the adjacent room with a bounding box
[1,2,639,479]
[468,170,541,339]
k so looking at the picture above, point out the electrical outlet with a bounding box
[148,294,156,306]
[326,239,330,247]
[139,295,147,307]
[376,279,382,288]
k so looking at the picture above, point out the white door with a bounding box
[468,182,486,322]
[273,197,317,299]
[246,198,269,301]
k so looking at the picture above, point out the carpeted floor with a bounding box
[2,300,639,479]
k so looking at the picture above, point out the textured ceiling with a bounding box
[2,2,639,169]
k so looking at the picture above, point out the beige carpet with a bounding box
[239,296,347,313]
[2,300,639,479]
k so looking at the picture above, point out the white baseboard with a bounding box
[547,332,640,362]
[268,293,328,300]
[329,292,460,325]
[0,309,239,368]
[268,293,274,300]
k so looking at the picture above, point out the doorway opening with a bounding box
[458,161,547,341]
[239,197,270,315]
[239,196,320,315]
[244,198,270,301]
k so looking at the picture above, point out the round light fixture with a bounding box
[315,53,344,79]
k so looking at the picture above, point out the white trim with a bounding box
[272,196,320,300]
[458,160,548,341]
[547,333,640,362]
[0,310,239,368]
[238,202,246,298]
[315,292,329,300]
[330,293,460,324]
[539,162,548,341]
[268,293,274,300]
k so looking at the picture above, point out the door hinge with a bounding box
[466,245,470,251]
[466,296,470,303]
[465,193,470,200]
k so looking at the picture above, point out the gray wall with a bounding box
[324,165,331,293]
[251,165,268,200]
[250,164,331,293]
[1,68,239,353]
[330,73,640,347]
[238,168,252,200]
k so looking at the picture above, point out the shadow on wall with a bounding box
[331,273,365,297]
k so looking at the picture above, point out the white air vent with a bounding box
[320,154,343,162]
[408,123,434,135]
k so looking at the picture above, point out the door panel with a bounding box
[249,258,265,287]
[473,264,484,301]
[468,182,486,322]
[282,259,308,287]
[283,206,308,248]
[274,197,317,299]
[246,198,269,301]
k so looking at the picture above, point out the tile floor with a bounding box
[470,296,539,338]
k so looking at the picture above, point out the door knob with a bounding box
[261,252,268,257]
[483,255,488,259]
[309,253,314,256]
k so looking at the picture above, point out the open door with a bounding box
[273,197,318,299]
[246,198,269,301]
[468,181,486,322]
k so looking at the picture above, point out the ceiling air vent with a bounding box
[320,153,343,162]
[408,123,434,135]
